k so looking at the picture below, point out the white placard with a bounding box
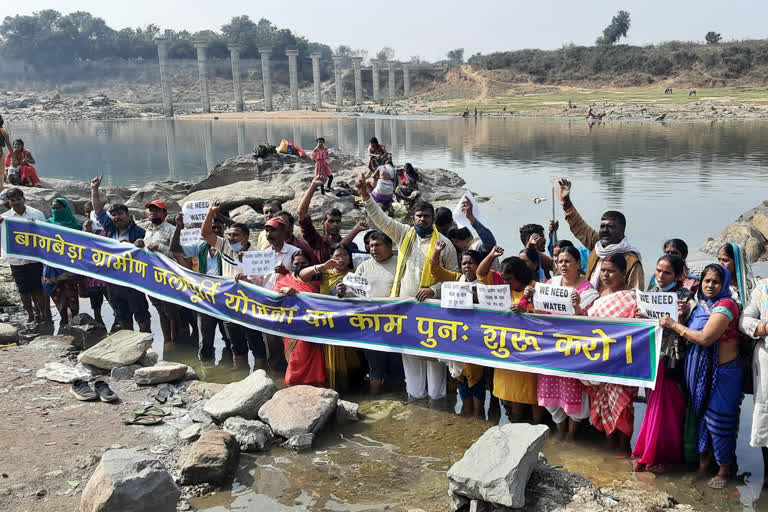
[342,273,372,298]
[440,282,474,309]
[533,282,574,315]
[452,190,484,229]
[180,228,202,247]
[477,283,512,311]
[636,290,678,321]
[182,200,210,225]
[240,250,275,276]
[352,253,372,269]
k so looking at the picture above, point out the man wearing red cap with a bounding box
[135,199,179,344]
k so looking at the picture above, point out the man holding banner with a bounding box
[201,200,266,370]
[90,175,151,333]
[356,174,458,402]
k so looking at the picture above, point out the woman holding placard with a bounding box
[659,264,742,489]
[478,247,545,424]
[298,245,363,392]
[431,241,504,418]
[584,253,640,453]
[531,245,599,441]
[633,254,695,473]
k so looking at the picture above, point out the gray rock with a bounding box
[110,365,141,380]
[447,424,550,510]
[179,424,203,442]
[78,331,154,369]
[80,448,180,512]
[180,180,294,214]
[223,417,273,452]
[75,362,110,378]
[258,385,338,438]
[0,323,19,344]
[203,370,276,422]
[282,433,314,452]
[35,361,92,383]
[701,220,767,263]
[227,205,263,229]
[177,430,239,485]
[182,366,199,382]
[336,399,360,424]
[137,348,159,367]
[187,381,225,399]
[134,362,188,385]
[58,314,107,350]
[28,335,74,355]
[188,405,214,425]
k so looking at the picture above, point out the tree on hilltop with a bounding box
[596,10,631,45]
[447,48,464,64]
[705,31,722,44]
[376,46,395,61]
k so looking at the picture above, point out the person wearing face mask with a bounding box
[633,254,695,473]
[276,251,326,386]
[90,175,150,332]
[557,178,644,292]
[134,199,179,345]
[201,200,267,370]
[356,173,458,403]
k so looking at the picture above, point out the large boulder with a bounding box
[80,448,180,512]
[124,180,193,214]
[133,362,189,385]
[203,369,276,422]
[700,222,767,263]
[177,430,239,485]
[447,424,550,510]
[28,334,75,355]
[179,180,294,214]
[77,331,154,370]
[223,417,274,452]
[228,205,263,229]
[258,385,339,439]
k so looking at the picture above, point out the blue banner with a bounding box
[1,218,661,388]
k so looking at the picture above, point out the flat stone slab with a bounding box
[447,423,550,509]
[36,361,91,383]
[203,370,276,422]
[78,330,154,369]
[223,417,273,452]
[258,385,338,438]
[134,362,188,385]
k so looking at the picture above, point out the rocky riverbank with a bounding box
[701,199,768,263]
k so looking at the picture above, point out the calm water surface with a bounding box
[12,117,768,511]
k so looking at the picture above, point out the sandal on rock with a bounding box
[131,406,169,417]
[154,385,172,404]
[123,415,164,425]
[707,476,728,489]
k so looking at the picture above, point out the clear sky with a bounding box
[7,0,768,61]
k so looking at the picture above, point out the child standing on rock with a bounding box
[311,137,333,195]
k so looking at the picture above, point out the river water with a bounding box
[9,117,768,510]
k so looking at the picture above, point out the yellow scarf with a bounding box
[390,226,439,297]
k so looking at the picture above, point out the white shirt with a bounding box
[2,205,46,266]
[141,220,175,258]
[266,242,300,271]
[355,256,397,298]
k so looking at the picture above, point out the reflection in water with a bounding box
[164,120,176,178]
[237,122,246,156]
[203,121,214,173]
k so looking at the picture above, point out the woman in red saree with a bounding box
[275,252,326,386]
[5,139,41,187]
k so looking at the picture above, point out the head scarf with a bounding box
[47,198,83,231]
[688,264,732,331]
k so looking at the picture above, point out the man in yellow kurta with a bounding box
[356,174,458,401]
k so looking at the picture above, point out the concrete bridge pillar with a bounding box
[352,57,363,104]
[259,47,273,111]
[371,60,381,102]
[311,52,322,108]
[193,41,211,113]
[155,38,173,118]
[286,49,300,110]
[388,61,396,101]
[402,63,410,97]
[228,44,244,112]
[332,55,344,108]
